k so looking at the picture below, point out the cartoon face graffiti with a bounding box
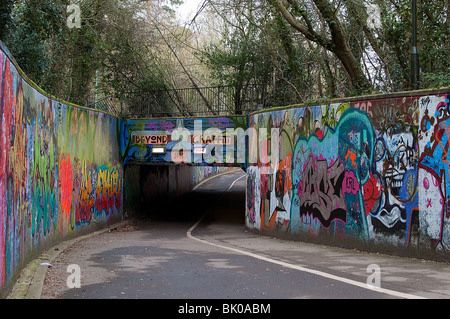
[371,128,417,229]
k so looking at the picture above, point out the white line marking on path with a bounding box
[227,173,246,191]
[187,173,426,300]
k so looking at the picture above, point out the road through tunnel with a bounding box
[4,36,450,299]
[123,164,246,225]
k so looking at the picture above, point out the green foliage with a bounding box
[201,0,449,102]
[3,0,66,85]
[2,0,178,108]
[200,21,270,88]
[373,0,449,90]
[198,1,311,107]
[0,0,14,40]
[1,0,448,113]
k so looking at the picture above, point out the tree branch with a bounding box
[271,0,333,50]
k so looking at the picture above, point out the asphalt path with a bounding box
[20,168,450,301]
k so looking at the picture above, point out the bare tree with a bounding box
[271,0,372,94]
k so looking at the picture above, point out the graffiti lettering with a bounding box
[0,43,123,293]
[298,156,347,228]
[132,134,170,145]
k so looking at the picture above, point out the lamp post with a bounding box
[411,0,420,90]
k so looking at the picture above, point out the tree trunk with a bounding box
[272,0,372,94]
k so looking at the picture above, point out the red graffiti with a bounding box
[59,153,74,218]
[362,174,382,215]
[0,57,14,288]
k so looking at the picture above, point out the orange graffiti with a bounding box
[76,162,95,224]
[345,149,357,166]
[59,153,74,218]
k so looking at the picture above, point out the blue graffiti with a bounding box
[290,108,375,238]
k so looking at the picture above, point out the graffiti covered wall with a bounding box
[1,36,448,297]
[0,42,123,295]
[120,116,248,167]
[120,116,242,217]
[246,90,450,251]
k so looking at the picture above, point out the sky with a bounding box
[176,0,205,23]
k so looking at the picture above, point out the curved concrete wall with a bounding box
[0,41,236,297]
[246,89,450,254]
[0,42,123,296]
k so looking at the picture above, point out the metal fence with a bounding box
[86,84,298,118]
[85,96,122,117]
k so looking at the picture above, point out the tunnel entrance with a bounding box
[123,165,246,225]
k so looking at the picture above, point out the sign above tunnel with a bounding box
[191,134,233,145]
[120,116,248,167]
[131,131,171,145]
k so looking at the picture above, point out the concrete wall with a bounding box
[0,42,123,296]
[0,41,235,296]
[246,89,450,255]
[2,36,449,297]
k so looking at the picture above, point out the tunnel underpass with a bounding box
[3,37,450,300]
[125,166,246,226]
[40,167,434,300]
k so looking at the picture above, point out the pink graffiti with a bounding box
[0,57,14,288]
[209,117,230,129]
[160,120,175,132]
[422,177,430,190]
[343,171,359,195]
[146,121,158,131]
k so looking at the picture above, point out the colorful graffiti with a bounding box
[246,92,450,250]
[418,94,450,249]
[0,42,122,295]
[1,36,450,297]
[292,108,374,237]
[120,116,248,166]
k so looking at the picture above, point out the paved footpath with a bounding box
[7,169,450,300]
